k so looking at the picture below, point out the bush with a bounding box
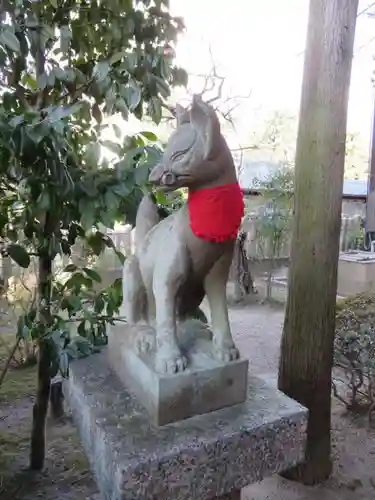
[333,293,375,421]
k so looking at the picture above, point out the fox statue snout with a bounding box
[149,164,177,190]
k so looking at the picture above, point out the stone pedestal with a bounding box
[64,351,307,500]
[338,251,375,296]
[108,322,249,425]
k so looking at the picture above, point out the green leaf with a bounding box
[94,295,105,313]
[149,97,162,125]
[81,212,95,231]
[65,272,92,290]
[115,99,129,120]
[154,190,169,206]
[52,67,67,81]
[112,277,123,302]
[99,209,115,228]
[92,103,103,124]
[64,264,78,273]
[123,82,141,110]
[49,0,58,7]
[110,51,125,64]
[22,73,37,89]
[60,25,72,53]
[87,233,105,256]
[83,267,102,283]
[93,61,110,83]
[80,180,97,197]
[112,182,132,197]
[79,199,96,230]
[124,52,138,71]
[37,72,48,90]
[0,30,21,53]
[139,131,158,142]
[37,191,50,210]
[153,75,170,98]
[9,115,24,127]
[48,103,83,122]
[7,244,30,268]
[104,190,120,212]
[47,71,56,87]
[135,163,151,185]
[66,294,82,311]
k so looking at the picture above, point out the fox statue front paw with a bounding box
[154,344,188,374]
[213,339,240,363]
[135,330,155,354]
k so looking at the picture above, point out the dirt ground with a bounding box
[1,304,375,500]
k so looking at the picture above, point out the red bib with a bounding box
[187,183,244,242]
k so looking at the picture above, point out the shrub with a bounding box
[333,293,375,421]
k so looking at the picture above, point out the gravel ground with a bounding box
[1,304,374,500]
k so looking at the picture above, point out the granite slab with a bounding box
[64,350,307,500]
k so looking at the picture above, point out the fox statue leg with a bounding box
[204,250,240,362]
[151,239,188,374]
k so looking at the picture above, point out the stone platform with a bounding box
[108,322,249,425]
[64,351,307,500]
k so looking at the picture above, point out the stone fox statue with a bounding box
[122,95,244,374]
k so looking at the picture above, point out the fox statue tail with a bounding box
[134,194,160,253]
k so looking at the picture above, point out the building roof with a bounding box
[238,160,367,199]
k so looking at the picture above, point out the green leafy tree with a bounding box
[0,0,187,470]
[253,166,294,300]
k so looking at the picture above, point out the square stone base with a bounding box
[64,351,307,500]
[338,252,375,296]
[108,322,249,425]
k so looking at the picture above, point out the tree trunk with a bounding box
[266,269,272,301]
[1,255,12,290]
[278,0,358,486]
[50,377,65,420]
[30,256,53,470]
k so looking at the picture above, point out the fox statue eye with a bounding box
[170,148,188,162]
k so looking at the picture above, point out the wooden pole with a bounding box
[278,0,359,485]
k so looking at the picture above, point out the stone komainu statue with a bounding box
[122,95,244,374]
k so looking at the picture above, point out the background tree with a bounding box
[241,109,368,180]
[253,166,294,301]
[0,0,186,471]
[278,0,359,484]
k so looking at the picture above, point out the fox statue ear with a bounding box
[175,104,190,126]
[190,95,221,159]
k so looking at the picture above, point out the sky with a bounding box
[170,0,375,147]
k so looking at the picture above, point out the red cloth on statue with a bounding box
[187,182,244,242]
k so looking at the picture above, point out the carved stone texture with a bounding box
[108,322,249,425]
[217,492,241,500]
[64,352,307,500]
[122,95,244,375]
